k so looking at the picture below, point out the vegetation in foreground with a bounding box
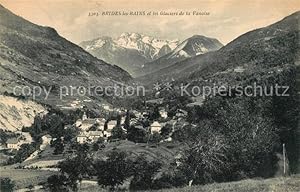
[79,175,300,192]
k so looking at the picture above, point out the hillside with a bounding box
[154,175,300,192]
[137,35,223,78]
[0,4,132,106]
[138,11,300,84]
[0,95,46,131]
[79,175,300,192]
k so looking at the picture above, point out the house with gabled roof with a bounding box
[150,121,162,134]
[6,138,21,150]
[107,120,118,131]
[89,131,103,142]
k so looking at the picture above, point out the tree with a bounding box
[95,151,132,190]
[8,143,37,164]
[58,144,92,191]
[130,155,162,190]
[33,115,42,135]
[179,135,228,186]
[0,178,15,192]
[149,106,160,120]
[52,138,64,155]
[46,174,70,192]
[64,126,79,142]
[92,143,100,151]
[110,126,126,140]
[187,96,280,179]
[149,132,162,144]
[160,124,173,138]
[27,184,34,191]
[151,171,186,190]
[127,126,147,143]
[0,130,9,144]
[124,110,130,130]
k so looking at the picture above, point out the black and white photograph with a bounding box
[0,0,299,191]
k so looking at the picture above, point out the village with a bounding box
[72,104,189,145]
[1,98,197,152]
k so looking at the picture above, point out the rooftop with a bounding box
[151,121,161,127]
[6,138,19,144]
[43,134,52,138]
[107,120,118,125]
[89,131,103,136]
[82,119,97,124]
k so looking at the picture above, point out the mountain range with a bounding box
[80,33,223,76]
[138,35,223,77]
[79,33,179,75]
[137,11,300,84]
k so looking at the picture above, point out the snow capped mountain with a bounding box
[168,35,223,59]
[115,32,179,58]
[84,36,111,50]
[79,33,180,76]
[137,35,223,77]
[80,33,223,77]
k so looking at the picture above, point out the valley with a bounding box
[0,3,299,192]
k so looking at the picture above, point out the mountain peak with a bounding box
[79,33,181,75]
[170,34,223,58]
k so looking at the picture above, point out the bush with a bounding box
[94,151,132,190]
[0,178,15,192]
[46,175,70,192]
[129,155,162,190]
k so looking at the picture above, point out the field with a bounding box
[21,145,65,168]
[79,175,300,192]
[0,167,55,189]
[154,175,300,192]
[94,140,185,167]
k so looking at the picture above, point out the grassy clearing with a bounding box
[0,167,55,189]
[153,175,300,192]
[94,140,184,165]
[78,175,300,192]
[21,145,65,167]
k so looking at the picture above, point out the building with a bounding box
[159,109,168,119]
[150,121,162,134]
[103,130,112,138]
[76,112,99,131]
[75,119,83,127]
[40,134,53,150]
[80,119,97,131]
[77,132,89,144]
[175,109,188,118]
[76,111,106,131]
[6,138,21,150]
[82,112,87,120]
[132,110,142,118]
[41,134,52,145]
[107,120,118,131]
[102,104,113,111]
[130,118,138,126]
[77,130,105,144]
[120,116,126,125]
[95,118,106,131]
[89,131,103,142]
[75,112,87,127]
[234,66,245,73]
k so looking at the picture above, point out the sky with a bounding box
[0,0,299,45]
